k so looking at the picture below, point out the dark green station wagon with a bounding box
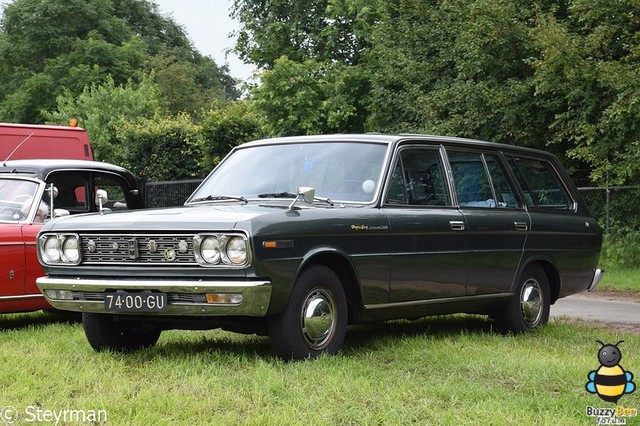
[36,134,603,359]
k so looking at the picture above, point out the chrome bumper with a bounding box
[36,276,272,316]
[587,268,605,292]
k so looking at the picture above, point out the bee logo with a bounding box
[586,340,636,403]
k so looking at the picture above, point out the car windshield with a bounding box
[189,142,389,204]
[0,178,40,221]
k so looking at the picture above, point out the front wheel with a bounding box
[268,265,348,360]
[493,264,550,334]
[83,313,161,352]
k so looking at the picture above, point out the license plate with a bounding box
[104,292,168,312]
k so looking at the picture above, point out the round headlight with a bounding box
[43,236,61,263]
[62,236,79,263]
[226,236,247,265]
[200,236,221,264]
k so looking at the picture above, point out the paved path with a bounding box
[551,292,640,327]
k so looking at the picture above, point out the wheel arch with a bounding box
[296,251,363,324]
[519,257,561,304]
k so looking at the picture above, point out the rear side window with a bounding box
[448,151,518,208]
[386,148,450,206]
[506,156,574,210]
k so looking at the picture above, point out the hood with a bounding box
[41,203,288,232]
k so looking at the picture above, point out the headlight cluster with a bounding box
[39,233,81,265]
[193,234,250,267]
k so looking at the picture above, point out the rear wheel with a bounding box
[268,265,348,360]
[493,264,550,334]
[83,313,161,352]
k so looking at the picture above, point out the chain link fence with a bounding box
[143,179,202,208]
[578,186,640,236]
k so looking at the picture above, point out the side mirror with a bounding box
[53,208,70,218]
[288,186,315,210]
[96,189,108,214]
[298,187,315,204]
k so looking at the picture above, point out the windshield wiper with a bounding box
[190,195,247,203]
[258,192,297,198]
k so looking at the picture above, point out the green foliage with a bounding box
[234,0,380,136]
[234,0,640,186]
[0,0,237,123]
[366,1,544,146]
[199,100,265,168]
[251,56,370,135]
[232,0,381,67]
[117,113,203,181]
[529,1,640,185]
[43,75,166,164]
[601,231,640,270]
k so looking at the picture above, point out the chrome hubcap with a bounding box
[520,278,543,327]
[301,288,336,349]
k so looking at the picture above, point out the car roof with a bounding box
[0,159,138,186]
[237,133,551,156]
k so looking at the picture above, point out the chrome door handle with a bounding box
[449,221,465,231]
[514,221,528,231]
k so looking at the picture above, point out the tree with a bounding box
[232,0,381,68]
[366,1,543,144]
[0,0,237,123]
[530,0,640,185]
[43,75,167,164]
[251,56,369,135]
[232,0,380,135]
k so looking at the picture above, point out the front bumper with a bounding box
[36,276,272,316]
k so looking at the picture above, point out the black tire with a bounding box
[493,263,550,334]
[82,313,161,352]
[268,265,348,360]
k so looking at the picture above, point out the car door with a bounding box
[383,145,468,302]
[46,171,138,213]
[505,154,602,296]
[446,149,529,296]
[0,224,27,298]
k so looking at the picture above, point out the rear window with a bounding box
[506,156,574,210]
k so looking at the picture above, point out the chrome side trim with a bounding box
[36,277,271,317]
[0,294,45,301]
[587,268,604,292]
[364,293,512,310]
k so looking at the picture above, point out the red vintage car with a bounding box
[0,159,143,313]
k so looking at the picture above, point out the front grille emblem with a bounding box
[111,241,119,251]
[147,240,158,253]
[128,238,138,260]
[87,240,96,253]
[178,240,188,253]
[164,249,176,262]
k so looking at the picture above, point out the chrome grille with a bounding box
[80,234,196,265]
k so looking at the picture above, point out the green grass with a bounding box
[1,311,637,425]
[598,267,640,293]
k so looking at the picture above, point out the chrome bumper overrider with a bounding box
[587,268,604,292]
[36,277,272,316]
